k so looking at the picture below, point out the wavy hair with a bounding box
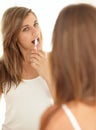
[0,6,37,91]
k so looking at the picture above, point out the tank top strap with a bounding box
[62,104,81,130]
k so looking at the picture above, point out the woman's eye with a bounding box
[23,27,30,31]
[34,22,39,27]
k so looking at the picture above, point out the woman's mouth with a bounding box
[32,38,39,46]
[32,38,40,50]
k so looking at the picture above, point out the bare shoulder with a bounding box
[40,104,75,130]
[40,104,65,130]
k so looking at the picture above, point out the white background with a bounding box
[0,0,96,129]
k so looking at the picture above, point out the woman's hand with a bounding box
[29,50,51,84]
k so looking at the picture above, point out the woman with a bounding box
[0,6,53,130]
[40,3,96,130]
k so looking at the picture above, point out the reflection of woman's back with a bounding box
[0,6,53,130]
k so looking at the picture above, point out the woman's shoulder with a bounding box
[40,104,64,130]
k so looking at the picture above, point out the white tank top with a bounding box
[2,76,53,130]
[62,104,81,130]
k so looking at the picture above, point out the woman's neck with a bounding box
[22,61,39,79]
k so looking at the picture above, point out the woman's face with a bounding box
[17,12,42,55]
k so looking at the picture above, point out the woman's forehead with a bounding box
[21,13,37,26]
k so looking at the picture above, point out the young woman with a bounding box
[0,6,53,130]
[40,3,96,130]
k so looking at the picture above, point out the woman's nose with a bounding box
[31,27,38,37]
[31,26,37,33]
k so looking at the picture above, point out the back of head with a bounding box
[51,4,96,104]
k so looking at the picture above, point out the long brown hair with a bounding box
[0,6,37,91]
[51,4,96,105]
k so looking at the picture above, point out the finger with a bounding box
[30,57,44,66]
[31,61,40,70]
[30,53,47,63]
[31,50,48,59]
[30,54,41,61]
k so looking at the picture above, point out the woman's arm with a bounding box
[30,50,56,99]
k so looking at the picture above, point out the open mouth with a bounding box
[32,38,39,46]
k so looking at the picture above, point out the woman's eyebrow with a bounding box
[34,20,38,22]
[21,20,38,28]
[21,24,29,28]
